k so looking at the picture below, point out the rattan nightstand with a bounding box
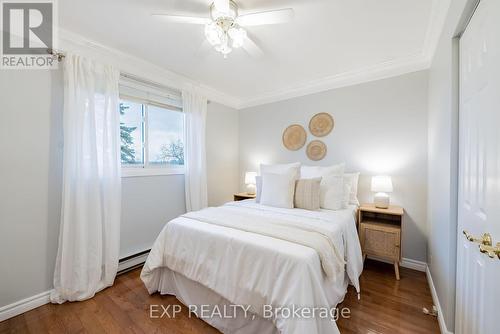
[358,204,404,280]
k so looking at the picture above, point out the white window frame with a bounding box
[120,97,185,178]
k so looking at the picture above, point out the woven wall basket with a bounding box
[282,124,307,151]
[309,113,334,137]
[306,140,327,161]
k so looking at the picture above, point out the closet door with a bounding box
[456,1,500,333]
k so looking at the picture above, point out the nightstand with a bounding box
[233,192,256,201]
[358,203,404,280]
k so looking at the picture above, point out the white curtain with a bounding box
[182,89,208,212]
[51,54,121,303]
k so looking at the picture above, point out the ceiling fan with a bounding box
[152,0,294,58]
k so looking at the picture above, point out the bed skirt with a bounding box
[156,267,279,334]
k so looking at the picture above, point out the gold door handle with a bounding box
[479,243,500,259]
[463,230,492,246]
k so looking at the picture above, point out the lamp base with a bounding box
[374,192,390,209]
[246,184,256,195]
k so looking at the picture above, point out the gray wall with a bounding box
[0,70,63,308]
[239,71,429,262]
[0,70,236,308]
[206,102,239,206]
[120,175,186,257]
[427,0,478,331]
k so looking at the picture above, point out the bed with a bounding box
[141,200,363,334]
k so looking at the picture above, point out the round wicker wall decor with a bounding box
[282,124,307,151]
[306,140,327,161]
[309,113,334,137]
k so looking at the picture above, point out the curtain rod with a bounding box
[47,48,65,62]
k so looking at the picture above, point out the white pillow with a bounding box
[342,183,352,208]
[257,163,300,203]
[343,172,360,205]
[300,163,345,179]
[261,162,300,179]
[260,173,296,208]
[255,175,263,202]
[320,173,345,210]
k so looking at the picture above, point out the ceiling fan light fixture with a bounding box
[215,42,232,56]
[204,2,247,57]
[153,0,293,59]
[228,26,246,48]
[210,1,238,21]
[205,22,223,46]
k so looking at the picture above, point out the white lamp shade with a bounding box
[245,172,257,185]
[371,176,393,193]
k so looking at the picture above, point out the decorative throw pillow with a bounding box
[343,172,360,205]
[294,178,322,210]
[300,163,346,210]
[320,172,345,210]
[260,172,296,209]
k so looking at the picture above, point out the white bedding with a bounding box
[141,200,363,334]
[183,206,346,279]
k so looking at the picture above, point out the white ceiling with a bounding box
[59,0,441,107]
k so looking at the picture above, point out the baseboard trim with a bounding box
[401,258,427,272]
[366,256,427,272]
[426,267,453,334]
[0,251,151,323]
[0,289,53,322]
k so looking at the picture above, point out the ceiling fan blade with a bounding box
[152,13,209,25]
[242,35,264,58]
[214,0,229,13]
[236,8,294,27]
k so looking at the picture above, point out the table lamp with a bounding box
[245,172,257,195]
[371,175,393,209]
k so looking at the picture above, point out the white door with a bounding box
[456,0,500,333]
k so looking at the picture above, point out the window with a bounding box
[120,100,144,166]
[119,76,184,177]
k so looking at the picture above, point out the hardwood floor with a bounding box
[337,260,440,333]
[0,260,439,333]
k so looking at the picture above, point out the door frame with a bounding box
[453,0,482,332]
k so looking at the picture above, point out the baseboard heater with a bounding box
[117,249,150,275]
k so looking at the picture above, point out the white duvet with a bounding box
[141,201,363,334]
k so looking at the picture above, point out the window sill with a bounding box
[121,167,184,178]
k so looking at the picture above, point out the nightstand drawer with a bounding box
[360,222,401,261]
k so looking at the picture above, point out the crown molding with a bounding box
[58,29,241,109]
[235,0,450,109]
[237,53,430,109]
